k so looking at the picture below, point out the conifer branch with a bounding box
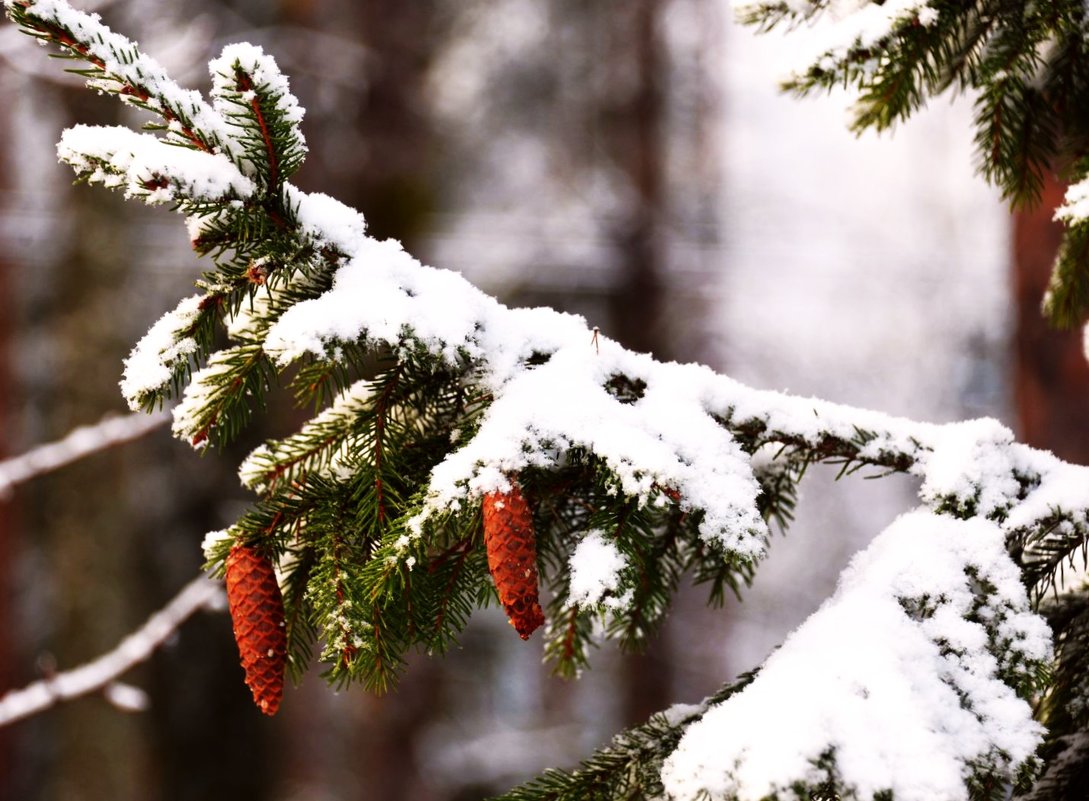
[1023,590,1089,800]
[12,3,1089,796]
[431,538,473,638]
[57,125,254,209]
[240,74,278,186]
[372,365,401,529]
[4,0,240,160]
[331,533,356,670]
[208,43,306,193]
[173,343,275,447]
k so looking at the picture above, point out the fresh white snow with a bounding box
[661,510,1051,801]
[209,42,305,126]
[119,293,204,408]
[57,125,253,204]
[568,530,628,609]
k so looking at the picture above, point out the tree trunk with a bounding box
[602,0,670,362]
[599,0,676,723]
[1013,174,1089,460]
[0,67,16,801]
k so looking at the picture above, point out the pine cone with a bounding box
[225,543,287,715]
[483,481,545,639]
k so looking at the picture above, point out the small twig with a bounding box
[561,605,580,664]
[0,575,224,726]
[0,411,169,497]
[237,70,279,188]
[373,367,402,528]
[433,540,473,636]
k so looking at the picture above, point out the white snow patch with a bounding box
[568,530,627,608]
[120,294,204,409]
[171,347,241,442]
[201,528,233,562]
[1056,175,1089,224]
[287,186,368,255]
[209,42,305,125]
[918,418,1022,517]
[103,681,150,713]
[661,510,1051,801]
[58,125,253,204]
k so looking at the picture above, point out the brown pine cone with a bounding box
[482,481,545,639]
[225,543,287,715]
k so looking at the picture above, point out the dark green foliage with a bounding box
[210,53,306,192]
[1019,588,1089,799]
[1006,506,1089,603]
[501,454,757,678]
[207,352,489,691]
[1043,215,1089,328]
[185,343,277,447]
[742,0,1089,325]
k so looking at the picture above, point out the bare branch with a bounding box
[0,410,168,497]
[0,575,224,726]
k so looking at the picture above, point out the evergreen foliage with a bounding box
[1026,590,1089,799]
[8,1,1089,799]
[738,0,1089,328]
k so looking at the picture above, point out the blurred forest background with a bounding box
[0,0,1082,799]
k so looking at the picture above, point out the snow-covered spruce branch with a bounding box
[5,0,242,161]
[0,410,168,497]
[8,0,1089,797]
[0,575,223,726]
[503,511,1053,801]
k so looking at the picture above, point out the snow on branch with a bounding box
[5,0,242,161]
[209,43,307,189]
[0,575,223,726]
[120,295,207,409]
[1054,177,1089,226]
[0,410,168,497]
[57,125,255,206]
[661,511,1051,801]
[250,188,1089,583]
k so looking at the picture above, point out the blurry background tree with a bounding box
[0,1,1017,800]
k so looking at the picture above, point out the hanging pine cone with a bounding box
[483,480,545,639]
[225,543,287,715]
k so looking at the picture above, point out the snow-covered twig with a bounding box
[0,410,168,497]
[0,0,115,85]
[0,574,224,726]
